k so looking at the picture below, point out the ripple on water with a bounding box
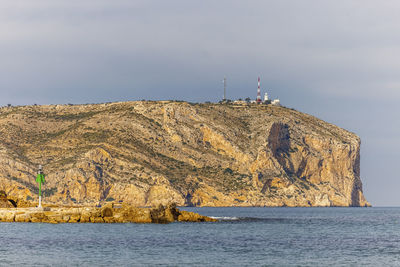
[1,207,400,266]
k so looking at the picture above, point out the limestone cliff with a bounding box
[0,101,369,207]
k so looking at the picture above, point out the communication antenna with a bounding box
[256,77,262,104]
[223,76,227,101]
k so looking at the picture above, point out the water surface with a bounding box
[1,207,399,266]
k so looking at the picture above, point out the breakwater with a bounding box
[0,204,216,224]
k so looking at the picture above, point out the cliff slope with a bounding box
[0,101,369,207]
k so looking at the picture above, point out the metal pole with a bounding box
[223,76,226,101]
[257,77,261,103]
[36,165,45,209]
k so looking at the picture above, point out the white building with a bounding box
[271,99,280,106]
[264,92,269,102]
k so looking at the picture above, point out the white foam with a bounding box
[210,216,239,221]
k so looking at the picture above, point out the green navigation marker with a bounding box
[36,165,45,208]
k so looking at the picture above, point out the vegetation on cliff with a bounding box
[0,101,369,207]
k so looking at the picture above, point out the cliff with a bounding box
[0,101,369,207]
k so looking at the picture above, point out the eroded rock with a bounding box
[0,203,216,224]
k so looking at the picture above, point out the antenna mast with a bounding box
[223,76,227,101]
[257,77,261,104]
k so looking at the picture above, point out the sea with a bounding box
[1,207,399,266]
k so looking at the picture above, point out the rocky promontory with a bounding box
[0,191,215,223]
[0,101,369,207]
[0,204,216,224]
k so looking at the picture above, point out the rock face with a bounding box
[0,190,15,208]
[0,204,216,223]
[0,101,369,207]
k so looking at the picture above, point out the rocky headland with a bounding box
[0,190,215,223]
[0,101,369,207]
[0,204,215,224]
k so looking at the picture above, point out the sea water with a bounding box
[1,207,400,266]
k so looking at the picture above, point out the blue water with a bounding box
[1,207,400,266]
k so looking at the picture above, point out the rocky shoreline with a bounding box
[0,203,216,224]
[0,190,216,224]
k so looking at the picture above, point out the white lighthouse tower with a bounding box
[264,92,269,102]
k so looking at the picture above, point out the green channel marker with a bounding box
[36,165,45,208]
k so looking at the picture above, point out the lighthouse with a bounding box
[264,92,269,102]
[36,165,45,209]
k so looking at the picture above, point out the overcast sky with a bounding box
[1,0,399,206]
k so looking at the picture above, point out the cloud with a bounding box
[1,0,400,204]
[1,0,400,103]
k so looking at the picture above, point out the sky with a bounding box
[0,0,399,206]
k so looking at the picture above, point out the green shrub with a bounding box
[224,168,233,174]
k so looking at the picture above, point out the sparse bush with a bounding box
[224,168,233,174]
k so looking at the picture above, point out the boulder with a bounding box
[0,210,15,222]
[15,213,31,222]
[178,210,217,222]
[101,207,113,218]
[0,191,16,208]
[30,212,48,223]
